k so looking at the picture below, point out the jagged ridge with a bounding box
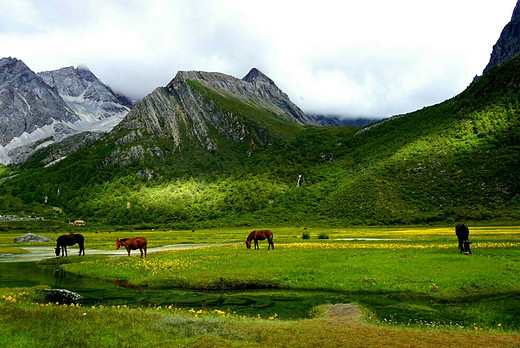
[106,68,313,166]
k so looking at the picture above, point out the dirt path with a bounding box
[236,304,520,348]
[326,304,362,322]
[0,242,240,262]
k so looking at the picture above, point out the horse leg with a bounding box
[139,248,143,259]
[144,245,147,258]
[64,246,67,257]
[127,249,131,258]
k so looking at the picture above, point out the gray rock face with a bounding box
[0,57,78,146]
[0,58,132,165]
[44,289,83,304]
[483,1,520,74]
[107,68,314,166]
[38,66,129,120]
[23,131,104,167]
[173,68,312,125]
[241,68,311,125]
[14,233,53,243]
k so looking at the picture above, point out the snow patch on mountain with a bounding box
[0,59,132,165]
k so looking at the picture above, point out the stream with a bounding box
[0,256,350,319]
[1,246,518,325]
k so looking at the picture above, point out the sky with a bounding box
[0,0,517,118]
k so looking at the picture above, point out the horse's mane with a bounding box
[119,238,128,242]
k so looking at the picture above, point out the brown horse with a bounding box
[245,230,274,250]
[116,237,147,258]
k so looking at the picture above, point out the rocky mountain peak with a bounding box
[242,67,272,84]
[39,65,111,99]
[167,68,311,125]
[483,0,520,74]
[0,57,44,90]
[0,57,29,79]
[108,68,314,166]
[0,57,131,165]
[38,64,129,120]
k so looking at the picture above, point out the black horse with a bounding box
[455,224,472,255]
[55,233,85,257]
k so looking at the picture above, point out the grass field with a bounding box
[1,225,519,346]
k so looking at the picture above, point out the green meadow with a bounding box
[1,225,519,346]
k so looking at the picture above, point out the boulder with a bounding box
[14,233,53,243]
[44,289,83,304]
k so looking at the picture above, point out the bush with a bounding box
[302,232,310,239]
[318,233,329,239]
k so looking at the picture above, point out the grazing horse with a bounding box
[55,233,85,257]
[245,230,274,250]
[456,224,472,255]
[116,237,147,258]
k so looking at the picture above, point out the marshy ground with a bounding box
[1,225,519,346]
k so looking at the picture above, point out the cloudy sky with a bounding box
[0,0,517,118]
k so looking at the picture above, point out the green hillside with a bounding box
[1,57,519,226]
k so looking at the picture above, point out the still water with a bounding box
[2,260,518,326]
[0,261,348,319]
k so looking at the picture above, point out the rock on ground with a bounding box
[14,233,53,243]
[43,289,83,304]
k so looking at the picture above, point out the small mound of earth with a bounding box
[326,304,361,322]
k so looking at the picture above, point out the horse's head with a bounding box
[55,246,60,257]
[463,240,472,255]
[116,239,121,250]
[245,240,251,249]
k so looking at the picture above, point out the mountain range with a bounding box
[0,58,132,165]
[0,2,519,226]
[307,115,381,128]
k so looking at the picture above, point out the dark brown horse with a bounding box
[245,230,274,250]
[116,237,147,258]
[55,233,85,257]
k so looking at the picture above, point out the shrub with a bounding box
[318,233,329,239]
[302,232,310,239]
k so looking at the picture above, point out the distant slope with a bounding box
[323,55,520,223]
[308,114,380,127]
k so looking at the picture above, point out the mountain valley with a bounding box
[1,3,520,227]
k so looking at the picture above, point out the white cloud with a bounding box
[0,0,517,117]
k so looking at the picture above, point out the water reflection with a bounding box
[115,279,142,290]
